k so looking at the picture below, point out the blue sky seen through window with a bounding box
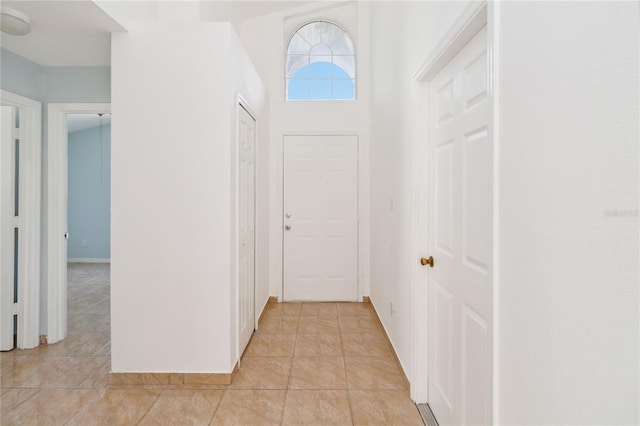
[287,62,355,100]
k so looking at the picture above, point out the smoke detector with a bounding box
[1,7,31,36]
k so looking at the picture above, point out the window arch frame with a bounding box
[284,19,357,101]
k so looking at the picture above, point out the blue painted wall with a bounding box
[67,123,111,260]
[0,48,45,100]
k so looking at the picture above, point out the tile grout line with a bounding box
[339,317,356,425]
[206,388,225,425]
[136,389,163,425]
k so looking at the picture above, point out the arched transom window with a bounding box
[286,21,356,101]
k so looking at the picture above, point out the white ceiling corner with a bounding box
[0,0,126,66]
[0,0,322,67]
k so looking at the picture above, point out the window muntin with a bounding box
[286,21,355,101]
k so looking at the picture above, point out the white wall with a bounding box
[240,1,371,302]
[369,0,469,392]
[111,22,268,373]
[495,2,639,424]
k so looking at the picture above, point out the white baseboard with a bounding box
[67,258,110,264]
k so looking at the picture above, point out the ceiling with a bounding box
[1,0,126,66]
[0,1,317,67]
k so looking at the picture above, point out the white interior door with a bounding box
[1,106,17,350]
[283,135,358,301]
[427,27,492,426]
[238,105,256,355]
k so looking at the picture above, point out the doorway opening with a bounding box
[65,113,111,347]
[47,103,111,345]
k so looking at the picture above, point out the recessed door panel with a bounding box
[463,127,489,274]
[462,305,489,426]
[436,141,454,257]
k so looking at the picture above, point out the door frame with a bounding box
[0,90,41,349]
[47,102,111,344]
[279,132,364,302]
[410,0,498,415]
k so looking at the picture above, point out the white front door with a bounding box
[428,27,492,426]
[238,105,256,355]
[1,106,17,350]
[283,135,358,301]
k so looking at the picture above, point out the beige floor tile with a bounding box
[263,302,284,315]
[282,303,303,316]
[301,302,338,317]
[48,356,110,388]
[294,334,342,357]
[66,388,161,425]
[257,315,300,334]
[77,300,110,315]
[345,357,407,390]
[342,332,391,357]
[266,302,303,317]
[2,388,100,426]
[0,355,41,380]
[244,334,297,357]
[230,357,292,389]
[282,390,352,425]
[297,316,340,334]
[0,388,40,412]
[289,357,347,390]
[337,302,374,316]
[338,316,381,333]
[210,390,286,426]
[1,356,76,388]
[1,264,421,426]
[41,332,110,357]
[350,389,423,425]
[138,389,223,425]
[92,341,111,356]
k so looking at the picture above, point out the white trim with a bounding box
[410,0,490,408]
[414,1,488,82]
[487,2,501,423]
[47,103,110,344]
[67,258,111,264]
[0,90,41,349]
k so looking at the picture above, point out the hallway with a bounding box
[1,264,423,425]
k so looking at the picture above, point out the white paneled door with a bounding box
[283,135,358,301]
[238,105,256,355]
[428,27,492,425]
[1,106,17,350]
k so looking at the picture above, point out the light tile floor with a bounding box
[1,263,423,425]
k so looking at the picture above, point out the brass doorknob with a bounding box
[420,256,434,267]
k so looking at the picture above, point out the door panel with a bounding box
[283,135,358,301]
[428,27,492,426]
[238,105,256,355]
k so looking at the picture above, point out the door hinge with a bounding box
[12,303,19,315]
[13,128,20,140]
